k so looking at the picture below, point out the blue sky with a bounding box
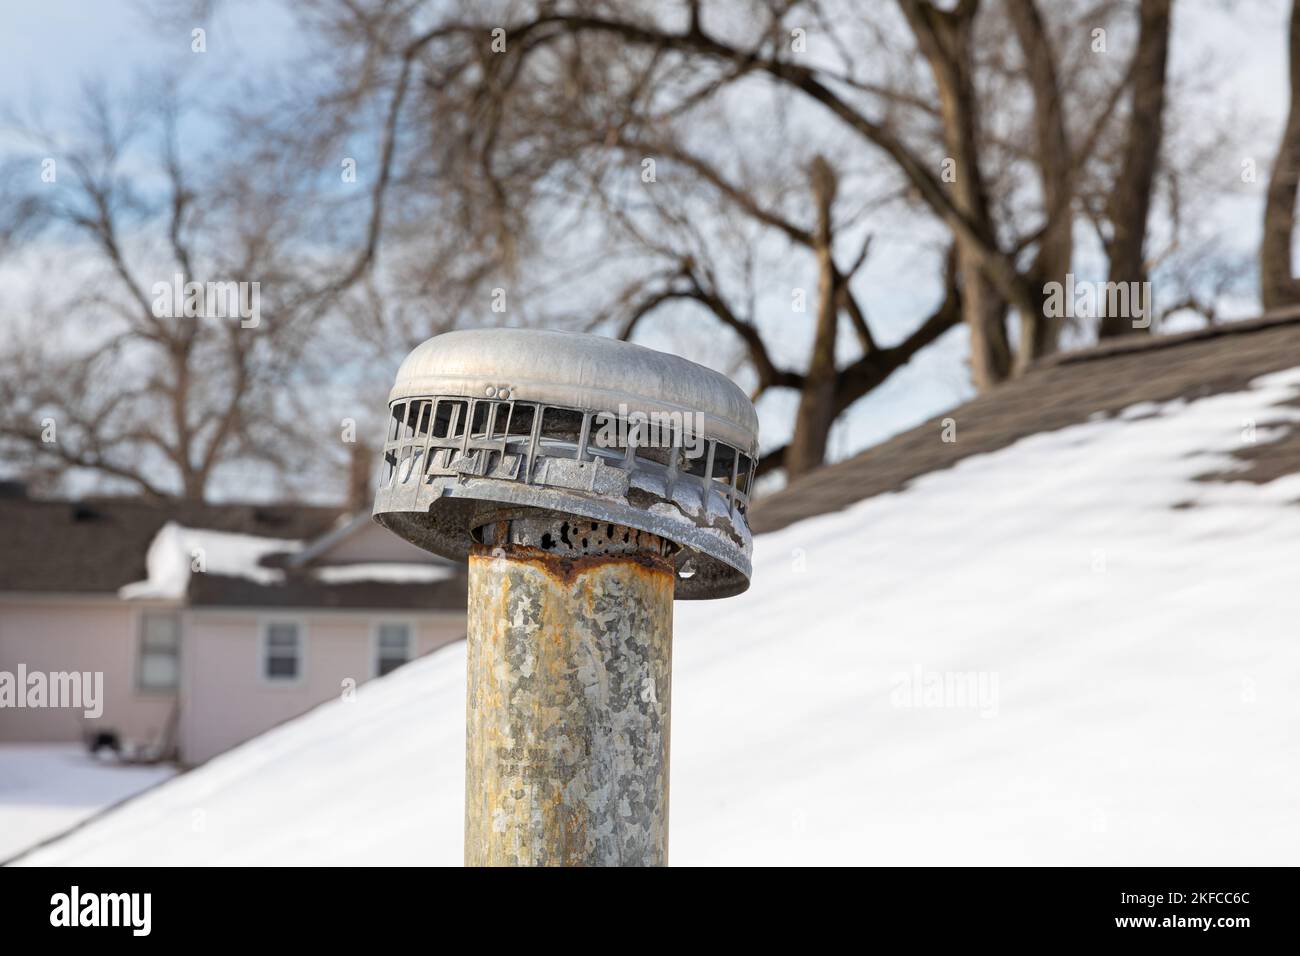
[0,1,298,102]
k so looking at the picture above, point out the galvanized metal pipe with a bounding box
[465,517,675,866]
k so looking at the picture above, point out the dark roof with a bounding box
[0,494,468,610]
[0,496,345,594]
[187,571,467,611]
[752,314,1300,534]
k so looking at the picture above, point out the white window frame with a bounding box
[372,620,415,678]
[135,610,182,694]
[259,618,306,686]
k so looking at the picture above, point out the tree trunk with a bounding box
[786,156,841,480]
[1102,0,1171,337]
[1008,0,1072,371]
[959,243,1012,389]
[900,0,1011,390]
[1263,0,1300,311]
[169,342,206,502]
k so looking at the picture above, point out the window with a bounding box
[263,622,302,682]
[375,623,412,677]
[137,612,180,692]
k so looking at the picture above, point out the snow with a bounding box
[311,563,454,584]
[119,523,300,599]
[0,745,175,861]
[19,368,1300,865]
[117,524,452,596]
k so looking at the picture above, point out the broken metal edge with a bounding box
[373,481,751,600]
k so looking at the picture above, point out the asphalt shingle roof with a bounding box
[751,314,1300,534]
[0,497,343,594]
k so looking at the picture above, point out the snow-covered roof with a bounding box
[18,363,1300,865]
[114,518,466,609]
[0,498,341,594]
[119,523,301,599]
[755,313,1300,533]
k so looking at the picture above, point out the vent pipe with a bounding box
[374,329,758,866]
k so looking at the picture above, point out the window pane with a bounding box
[267,655,298,679]
[376,624,411,677]
[141,654,178,688]
[138,613,180,690]
[267,623,298,645]
[142,613,180,649]
[264,623,301,680]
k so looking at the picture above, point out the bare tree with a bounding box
[1101,0,1172,336]
[287,1,1177,368]
[0,88,334,500]
[589,137,960,478]
[0,0,1231,496]
[141,0,1214,486]
[1004,0,1072,367]
[1263,0,1300,311]
[897,0,1014,387]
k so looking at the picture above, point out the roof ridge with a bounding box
[1033,310,1300,370]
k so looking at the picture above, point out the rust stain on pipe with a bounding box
[478,544,673,584]
[465,528,674,866]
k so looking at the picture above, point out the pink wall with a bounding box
[1,590,465,764]
[178,610,464,764]
[0,598,178,747]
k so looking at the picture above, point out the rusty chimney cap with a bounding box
[373,329,759,599]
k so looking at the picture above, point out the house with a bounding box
[17,314,1300,865]
[0,492,467,765]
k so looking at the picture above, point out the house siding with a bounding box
[0,597,178,746]
[178,609,464,764]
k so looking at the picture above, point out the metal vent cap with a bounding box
[373,328,760,599]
